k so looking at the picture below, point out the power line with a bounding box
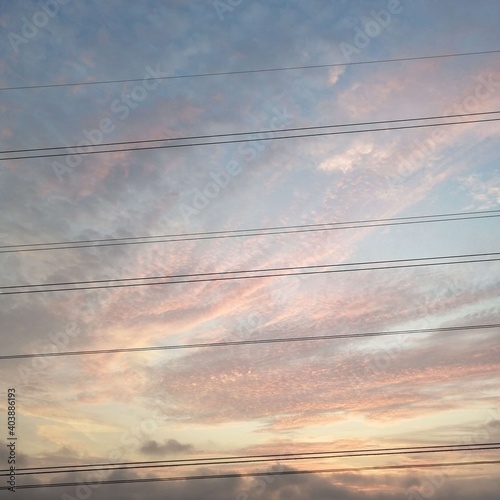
[2,256,499,295]
[6,443,499,477]
[2,114,500,161]
[0,323,497,361]
[4,250,500,288]
[4,459,499,490]
[11,442,500,472]
[1,252,499,296]
[2,109,498,155]
[1,209,499,254]
[1,49,499,92]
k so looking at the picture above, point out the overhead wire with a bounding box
[3,442,499,477]
[1,252,499,296]
[1,208,500,255]
[0,323,497,361]
[1,48,499,92]
[3,459,500,490]
[2,113,500,161]
[1,109,498,156]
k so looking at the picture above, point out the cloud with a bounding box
[139,438,195,456]
[458,172,500,208]
[143,321,500,429]
[317,138,375,172]
[328,66,346,85]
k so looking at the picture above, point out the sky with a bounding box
[0,0,500,498]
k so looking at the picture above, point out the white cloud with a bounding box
[459,173,500,208]
[328,66,346,85]
[317,139,374,172]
